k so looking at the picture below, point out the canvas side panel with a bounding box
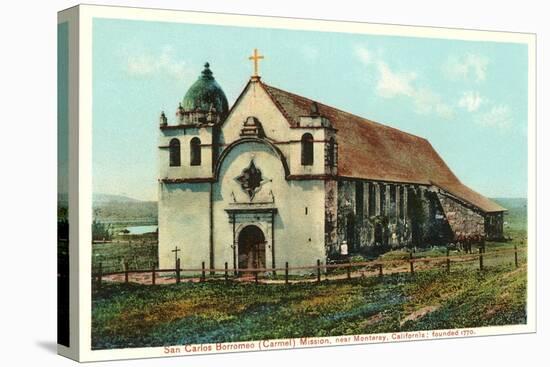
[57,20,70,348]
[57,5,80,362]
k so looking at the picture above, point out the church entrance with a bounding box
[237,225,266,274]
[374,223,383,246]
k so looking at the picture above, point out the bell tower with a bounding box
[157,62,229,182]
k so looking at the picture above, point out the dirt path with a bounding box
[400,305,440,326]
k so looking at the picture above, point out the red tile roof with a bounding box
[261,82,506,213]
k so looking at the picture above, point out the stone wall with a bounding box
[324,179,338,256]
[331,181,501,260]
[436,192,485,238]
[335,180,413,255]
[336,180,355,251]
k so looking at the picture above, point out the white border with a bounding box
[71,4,536,362]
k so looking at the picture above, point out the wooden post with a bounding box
[171,246,181,274]
[479,247,484,271]
[285,262,289,285]
[97,262,103,289]
[176,258,181,284]
[347,261,351,280]
[378,263,383,277]
[201,261,206,283]
[317,259,321,283]
[124,261,129,283]
[446,248,451,273]
[151,264,156,285]
[514,244,519,268]
[409,252,414,274]
[255,270,259,284]
[224,262,229,282]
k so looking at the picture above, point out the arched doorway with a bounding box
[374,223,383,246]
[346,213,356,252]
[238,225,266,272]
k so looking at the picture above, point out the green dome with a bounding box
[182,62,229,116]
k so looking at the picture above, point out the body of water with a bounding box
[124,225,158,235]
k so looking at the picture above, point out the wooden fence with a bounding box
[93,244,524,288]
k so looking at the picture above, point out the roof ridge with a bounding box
[432,181,507,213]
[258,81,296,127]
[262,81,426,141]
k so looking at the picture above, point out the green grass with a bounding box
[92,240,157,273]
[492,197,527,233]
[91,198,528,349]
[92,262,527,349]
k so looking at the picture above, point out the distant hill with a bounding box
[59,193,144,205]
[491,197,527,232]
[93,193,157,225]
[491,197,527,210]
[93,193,143,204]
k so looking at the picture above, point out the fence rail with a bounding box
[93,245,525,288]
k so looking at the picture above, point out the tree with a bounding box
[92,218,112,241]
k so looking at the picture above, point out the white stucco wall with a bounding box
[212,141,326,274]
[221,81,327,177]
[158,126,214,180]
[287,128,327,176]
[158,182,211,270]
[221,82,290,144]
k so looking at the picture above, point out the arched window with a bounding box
[190,137,201,166]
[169,138,181,167]
[301,133,314,166]
[328,137,336,167]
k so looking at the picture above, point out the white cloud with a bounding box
[354,45,455,119]
[126,45,187,80]
[301,45,320,61]
[411,87,454,119]
[354,45,373,65]
[376,61,453,119]
[443,53,489,83]
[353,47,515,125]
[412,87,439,114]
[476,105,513,129]
[435,103,455,119]
[376,61,416,98]
[458,91,484,112]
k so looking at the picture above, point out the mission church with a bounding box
[157,50,506,273]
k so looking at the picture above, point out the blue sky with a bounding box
[92,18,528,201]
